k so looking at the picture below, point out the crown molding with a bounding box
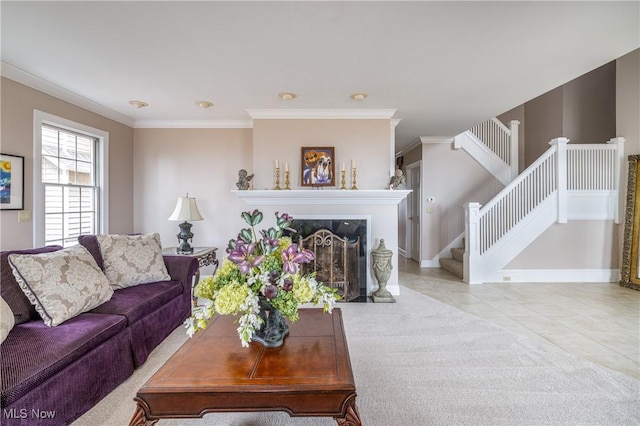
[1,61,135,127]
[246,109,397,120]
[134,119,253,129]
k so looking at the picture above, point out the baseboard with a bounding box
[486,269,620,283]
[398,248,407,258]
[420,233,464,268]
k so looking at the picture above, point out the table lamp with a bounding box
[168,195,203,254]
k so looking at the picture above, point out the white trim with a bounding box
[246,109,397,120]
[487,269,620,283]
[134,119,253,129]
[420,136,454,144]
[4,62,134,127]
[233,189,411,205]
[33,110,109,247]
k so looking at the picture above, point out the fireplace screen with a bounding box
[298,229,361,302]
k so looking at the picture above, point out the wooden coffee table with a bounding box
[129,308,361,425]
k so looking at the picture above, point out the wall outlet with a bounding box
[502,275,511,282]
[18,210,32,223]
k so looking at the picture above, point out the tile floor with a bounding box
[398,257,640,379]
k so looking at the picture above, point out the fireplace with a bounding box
[288,218,368,302]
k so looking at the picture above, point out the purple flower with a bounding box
[282,278,293,292]
[228,242,264,274]
[282,244,313,274]
[264,284,278,299]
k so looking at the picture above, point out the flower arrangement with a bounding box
[184,210,339,347]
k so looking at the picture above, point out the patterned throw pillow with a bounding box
[8,245,114,327]
[97,233,171,289]
[0,296,15,343]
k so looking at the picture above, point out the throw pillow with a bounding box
[0,296,15,343]
[1,246,63,324]
[97,233,171,289]
[8,245,113,326]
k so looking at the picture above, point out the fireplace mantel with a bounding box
[233,189,411,205]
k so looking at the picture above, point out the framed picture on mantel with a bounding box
[301,147,335,187]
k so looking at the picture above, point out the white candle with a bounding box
[342,162,345,172]
[275,160,279,169]
[285,162,289,172]
[351,159,356,169]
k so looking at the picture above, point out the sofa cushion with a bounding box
[89,280,183,325]
[0,313,127,407]
[97,233,171,289]
[1,246,62,325]
[78,234,104,271]
[0,297,15,343]
[8,245,114,326]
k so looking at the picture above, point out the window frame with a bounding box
[33,110,109,247]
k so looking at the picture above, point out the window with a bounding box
[34,111,109,247]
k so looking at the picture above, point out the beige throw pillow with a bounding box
[97,233,171,289]
[0,296,15,343]
[8,245,113,327]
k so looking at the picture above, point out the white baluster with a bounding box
[464,202,482,284]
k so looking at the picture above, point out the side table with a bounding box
[162,247,218,307]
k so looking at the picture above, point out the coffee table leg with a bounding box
[336,396,362,426]
[129,399,159,426]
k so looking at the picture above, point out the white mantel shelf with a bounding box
[233,189,411,205]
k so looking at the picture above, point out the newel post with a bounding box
[608,137,626,224]
[509,120,520,180]
[549,137,570,224]
[464,202,482,284]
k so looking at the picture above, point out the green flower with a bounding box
[213,281,250,315]
[292,275,314,304]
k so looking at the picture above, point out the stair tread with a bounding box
[450,247,464,261]
[439,257,464,279]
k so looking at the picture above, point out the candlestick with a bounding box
[351,167,358,190]
[340,170,347,190]
[274,166,281,190]
[284,170,290,190]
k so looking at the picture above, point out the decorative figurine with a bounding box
[236,169,254,190]
[371,239,395,303]
[390,168,406,189]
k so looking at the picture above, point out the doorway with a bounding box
[405,161,421,263]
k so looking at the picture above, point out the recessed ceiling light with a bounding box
[129,100,148,108]
[195,101,214,109]
[350,93,368,101]
[278,92,297,101]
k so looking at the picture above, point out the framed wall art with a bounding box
[0,153,24,210]
[301,147,335,187]
[621,154,640,291]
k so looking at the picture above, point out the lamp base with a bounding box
[176,221,194,254]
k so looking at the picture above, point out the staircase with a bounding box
[437,117,625,284]
[439,244,464,279]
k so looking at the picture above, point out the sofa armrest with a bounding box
[163,256,199,294]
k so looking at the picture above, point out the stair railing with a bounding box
[465,137,624,284]
[469,118,520,180]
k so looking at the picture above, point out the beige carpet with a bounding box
[73,286,640,425]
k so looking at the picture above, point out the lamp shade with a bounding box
[168,196,203,222]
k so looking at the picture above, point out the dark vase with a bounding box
[251,296,290,348]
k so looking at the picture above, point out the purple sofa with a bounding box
[1,237,199,426]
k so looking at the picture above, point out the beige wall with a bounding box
[421,142,502,260]
[0,78,134,250]
[132,128,252,275]
[617,49,640,156]
[522,62,617,168]
[252,119,391,190]
[506,221,618,269]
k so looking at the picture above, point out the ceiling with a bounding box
[1,1,638,153]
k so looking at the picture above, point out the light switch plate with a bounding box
[18,210,32,223]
